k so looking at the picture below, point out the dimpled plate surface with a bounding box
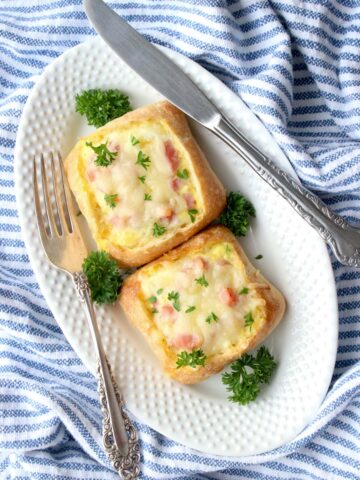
[14,37,338,456]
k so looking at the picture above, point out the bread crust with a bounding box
[120,226,286,384]
[64,101,226,267]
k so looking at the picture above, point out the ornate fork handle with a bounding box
[73,272,140,479]
[213,117,360,267]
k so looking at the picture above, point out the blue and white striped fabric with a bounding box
[0,1,359,478]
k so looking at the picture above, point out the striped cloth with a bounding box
[0,0,359,478]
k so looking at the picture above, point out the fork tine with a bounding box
[33,158,50,245]
[40,153,58,237]
[50,151,67,235]
[57,151,75,233]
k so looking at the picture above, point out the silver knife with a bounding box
[84,0,360,267]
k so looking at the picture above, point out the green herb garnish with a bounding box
[219,191,256,236]
[177,169,189,179]
[138,175,146,184]
[255,254,263,260]
[86,141,117,167]
[185,306,196,313]
[136,151,151,170]
[188,209,198,223]
[148,296,157,303]
[82,251,122,304]
[244,312,254,330]
[239,287,249,295]
[168,291,180,311]
[222,347,277,405]
[152,223,166,237]
[131,135,140,145]
[144,193,152,201]
[205,312,218,324]
[104,193,118,208]
[151,308,158,314]
[195,274,208,287]
[157,288,164,295]
[176,349,207,369]
[75,89,132,128]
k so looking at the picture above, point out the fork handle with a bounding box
[73,272,140,479]
[212,116,360,267]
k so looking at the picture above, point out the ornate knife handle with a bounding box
[213,117,360,267]
[73,273,140,479]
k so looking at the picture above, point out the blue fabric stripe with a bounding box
[0,0,359,479]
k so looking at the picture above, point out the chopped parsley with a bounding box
[157,288,164,295]
[188,209,198,223]
[82,251,123,304]
[151,308,158,314]
[255,254,263,260]
[185,306,196,313]
[104,193,118,208]
[147,296,157,303]
[195,274,209,287]
[75,89,132,128]
[86,141,117,167]
[168,291,180,311]
[222,346,277,405]
[176,349,207,369]
[244,312,254,330]
[219,191,256,237]
[144,193,152,201]
[239,287,249,295]
[131,135,140,145]
[136,150,151,170]
[138,175,146,184]
[205,312,218,324]
[152,223,166,237]
[176,169,189,179]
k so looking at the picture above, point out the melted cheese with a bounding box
[139,242,267,357]
[77,120,203,249]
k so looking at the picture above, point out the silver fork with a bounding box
[33,152,140,479]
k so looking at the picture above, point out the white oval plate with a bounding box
[14,37,338,457]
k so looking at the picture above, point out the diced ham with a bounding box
[107,140,121,152]
[183,193,196,209]
[87,169,96,182]
[164,140,179,172]
[217,259,231,266]
[219,287,238,307]
[170,333,202,351]
[160,305,176,322]
[182,256,208,274]
[108,215,128,228]
[171,178,180,191]
[158,204,175,222]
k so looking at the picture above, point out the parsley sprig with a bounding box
[176,349,207,369]
[186,306,196,313]
[177,169,189,179]
[104,193,118,208]
[239,287,249,295]
[205,312,218,324]
[219,191,256,237]
[244,312,254,330]
[222,347,277,405]
[86,141,117,167]
[144,193,152,201]
[75,89,132,128]
[136,151,151,170]
[131,135,140,145]
[168,291,180,311]
[188,209,198,223]
[82,251,122,304]
[195,274,208,287]
[152,223,166,237]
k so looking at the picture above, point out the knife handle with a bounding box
[212,116,360,267]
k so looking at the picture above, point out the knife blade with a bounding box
[83,0,360,267]
[84,0,220,128]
